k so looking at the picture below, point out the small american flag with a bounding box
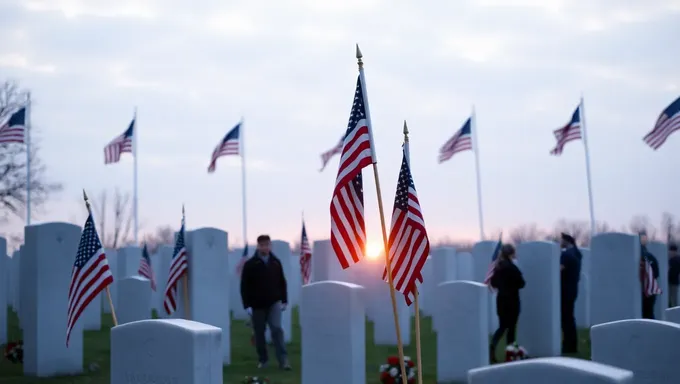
[104,117,134,164]
[383,142,429,305]
[300,221,312,284]
[641,257,661,297]
[163,216,188,315]
[0,107,26,144]
[138,244,156,291]
[319,137,343,172]
[208,122,241,173]
[643,96,680,150]
[483,235,503,286]
[66,212,113,346]
[330,76,373,269]
[235,245,249,276]
[438,117,473,163]
[550,106,582,156]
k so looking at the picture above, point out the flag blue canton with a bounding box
[173,224,185,258]
[75,214,104,268]
[4,107,26,126]
[223,123,241,142]
[344,78,367,139]
[459,118,472,135]
[393,155,415,211]
[142,244,151,262]
[568,106,581,125]
[123,118,135,138]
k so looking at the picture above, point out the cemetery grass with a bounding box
[1,308,591,384]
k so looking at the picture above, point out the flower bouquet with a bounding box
[3,340,23,364]
[241,376,270,384]
[379,356,416,384]
[505,343,529,362]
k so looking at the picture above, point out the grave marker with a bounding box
[118,276,152,325]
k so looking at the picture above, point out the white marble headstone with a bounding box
[186,227,230,364]
[472,240,498,282]
[301,281,365,384]
[228,248,250,320]
[590,233,641,325]
[372,279,410,346]
[468,357,633,383]
[647,241,668,320]
[430,247,456,331]
[102,248,118,315]
[118,276,152,325]
[153,245,172,318]
[575,248,591,328]
[269,240,293,343]
[0,237,6,345]
[18,244,26,329]
[117,246,142,279]
[417,256,434,316]
[23,223,83,377]
[11,249,21,312]
[436,281,489,382]
[111,319,223,384]
[591,319,680,384]
[517,241,561,357]
[665,307,680,324]
[311,239,332,282]
[456,251,474,281]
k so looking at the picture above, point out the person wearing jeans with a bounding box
[240,234,291,370]
[489,244,525,362]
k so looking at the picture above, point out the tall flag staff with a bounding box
[438,110,485,240]
[67,190,117,346]
[103,108,139,243]
[163,205,190,319]
[549,97,596,235]
[643,96,680,150]
[329,45,408,383]
[0,101,30,222]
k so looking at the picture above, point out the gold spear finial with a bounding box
[356,44,363,69]
[83,189,92,212]
[403,120,409,143]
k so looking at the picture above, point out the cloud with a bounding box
[0,53,56,73]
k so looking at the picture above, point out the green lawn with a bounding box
[0,308,591,383]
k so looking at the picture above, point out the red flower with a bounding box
[406,360,414,368]
[387,356,400,365]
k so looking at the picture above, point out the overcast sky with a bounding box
[1,0,679,247]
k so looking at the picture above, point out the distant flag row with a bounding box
[317,95,680,169]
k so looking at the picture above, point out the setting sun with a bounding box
[365,241,384,260]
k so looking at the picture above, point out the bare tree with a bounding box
[144,225,175,253]
[90,188,134,249]
[509,223,544,245]
[629,214,658,240]
[551,219,590,246]
[661,212,677,243]
[0,81,61,222]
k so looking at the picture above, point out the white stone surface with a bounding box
[311,239,332,282]
[117,246,142,279]
[0,237,6,345]
[665,307,680,324]
[372,277,410,346]
[301,281,365,384]
[436,281,489,382]
[269,240,293,343]
[576,248,591,328]
[118,276,152,325]
[430,247,456,331]
[110,319,223,384]
[102,248,118,315]
[456,251,474,281]
[154,245,173,318]
[23,223,84,377]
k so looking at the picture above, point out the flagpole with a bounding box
[356,44,408,384]
[471,106,485,240]
[133,107,139,245]
[26,92,32,225]
[579,96,596,236]
[403,121,423,384]
[240,118,248,252]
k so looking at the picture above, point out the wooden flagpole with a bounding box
[356,45,408,384]
[403,122,423,384]
[84,190,118,326]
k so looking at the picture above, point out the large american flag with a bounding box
[438,117,473,163]
[104,118,134,164]
[330,76,374,269]
[138,244,156,291]
[383,143,429,305]
[0,107,26,144]
[483,236,503,286]
[66,212,113,346]
[300,221,312,284]
[208,122,241,173]
[643,96,680,150]
[641,256,662,297]
[319,137,343,172]
[163,217,188,315]
[550,106,582,156]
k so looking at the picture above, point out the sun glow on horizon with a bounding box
[365,241,383,260]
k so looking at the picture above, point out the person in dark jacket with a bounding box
[240,234,291,370]
[489,244,525,363]
[560,232,582,354]
[668,244,680,307]
[639,231,660,319]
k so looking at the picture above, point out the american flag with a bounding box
[483,236,503,286]
[641,256,662,297]
[208,122,241,173]
[438,117,473,163]
[138,244,156,291]
[330,76,374,269]
[0,107,26,144]
[383,142,429,305]
[550,106,582,156]
[319,137,343,172]
[235,245,249,276]
[300,221,312,284]
[66,212,113,346]
[104,118,134,164]
[643,96,680,150]
[163,217,188,315]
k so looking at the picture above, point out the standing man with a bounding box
[669,244,680,308]
[639,231,660,319]
[240,234,291,370]
[559,232,582,354]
